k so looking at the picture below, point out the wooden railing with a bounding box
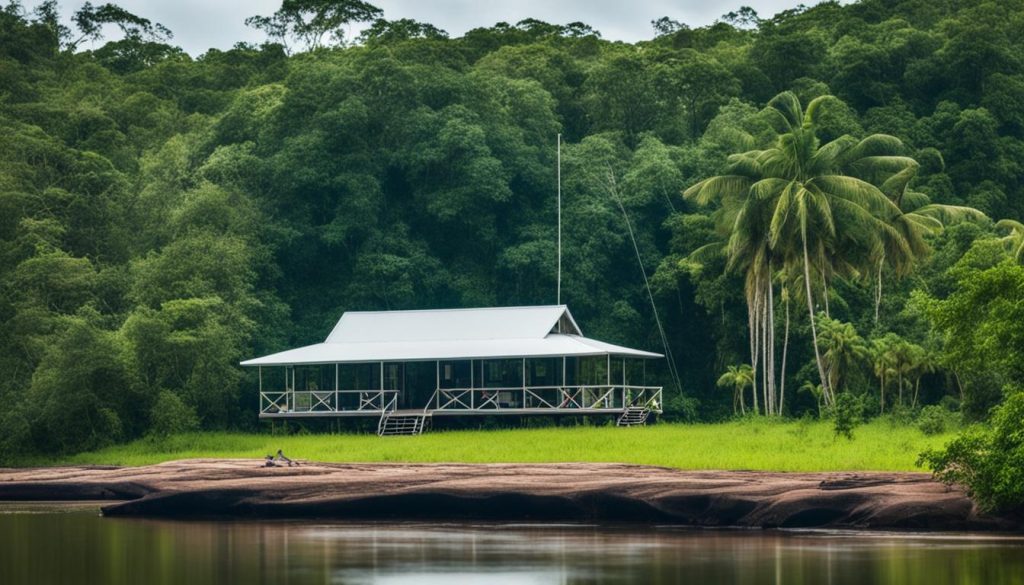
[426,384,662,413]
[259,389,399,415]
[260,385,662,416]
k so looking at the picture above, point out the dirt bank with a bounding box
[0,460,1014,530]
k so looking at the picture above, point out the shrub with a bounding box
[919,385,1024,513]
[663,392,699,423]
[917,404,958,435]
[887,404,916,426]
[149,390,199,439]
[830,393,862,439]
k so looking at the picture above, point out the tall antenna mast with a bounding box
[557,133,562,306]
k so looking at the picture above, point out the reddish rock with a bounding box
[0,460,1014,531]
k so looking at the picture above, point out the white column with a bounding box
[522,358,527,408]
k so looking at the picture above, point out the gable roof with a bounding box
[325,305,581,343]
[240,305,661,366]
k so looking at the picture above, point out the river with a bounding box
[0,503,1021,584]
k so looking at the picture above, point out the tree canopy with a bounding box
[1,0,1023,460]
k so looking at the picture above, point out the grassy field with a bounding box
[46,419,955,471]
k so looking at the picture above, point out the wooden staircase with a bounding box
[616,406,650,427]
[378,411,431,436]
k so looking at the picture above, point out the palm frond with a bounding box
[811,175,900,219]
[996,219,1024,234]
[803,94,839,127]
[808,135,857,174]
[767,91,803,132]
[683,175,752,206]
[750,177,788,201]
[839,134,906,166]
[912,204,989,225]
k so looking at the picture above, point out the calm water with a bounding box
[1,503,1022,585]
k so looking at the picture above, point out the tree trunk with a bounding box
[779,293,789,415]
[874,258,883,324]
[821,266,830,318]
[913,378,920,409]
[802,232,831,406]
[761,282,770,416]
[767,269,776,416]
[748,287,760,416]
[898,370,903,407]
[879,372,885,414]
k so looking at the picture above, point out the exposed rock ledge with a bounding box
[0,459,1015,531]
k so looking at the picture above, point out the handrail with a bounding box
[264,384,663,415]
[427,384,663,412]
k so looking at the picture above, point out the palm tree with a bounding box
[716,364,754,415]
[799,380,824,418]
[870,333,901,413]
[997,219,1024,262]
[686,91,913,408]
[868,162,988,321]
[906,344,936,408]
[817,316,870,394]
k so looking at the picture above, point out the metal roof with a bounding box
[240,305,662,366]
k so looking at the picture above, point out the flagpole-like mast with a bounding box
[557,133,562,307]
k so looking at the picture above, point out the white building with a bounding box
[241,305,663,434]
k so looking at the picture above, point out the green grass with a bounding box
[41,419,955,471]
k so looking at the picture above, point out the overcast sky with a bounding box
[33,0,815,56]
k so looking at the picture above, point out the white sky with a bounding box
[31,0,817,56]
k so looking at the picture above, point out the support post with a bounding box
[522,358,527,408]
[470,359,475,409]
[380,361,384,410]
[606,355,611,409]
[335,363,339,412]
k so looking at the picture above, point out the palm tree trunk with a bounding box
[874,258,883,324]
[766,268,776,416]
[761,284,769,415]
[879,373,885,414]
[898,369,903,406]
[779,293,789,415]
[803,233,831,406]
[821,266,830,318]
[748,290,760,416]
[913,378,920,408]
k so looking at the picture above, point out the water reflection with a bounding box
[0,503,1022,585]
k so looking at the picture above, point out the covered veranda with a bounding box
[241,306,664,424]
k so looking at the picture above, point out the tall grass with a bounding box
[43,419,955,471]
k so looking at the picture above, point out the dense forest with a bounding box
[1,0,1023,477]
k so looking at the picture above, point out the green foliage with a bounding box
[920,386,1024,513]
[830,392,862,440]
[922,258,1024,415]
[149,390,199,439]
[1,0,1023,462]
[917,404,958,436]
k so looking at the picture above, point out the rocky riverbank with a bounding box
[0,459,1014,531]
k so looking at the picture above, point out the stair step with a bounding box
[378,414,431,436]
[617,407,651,427]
